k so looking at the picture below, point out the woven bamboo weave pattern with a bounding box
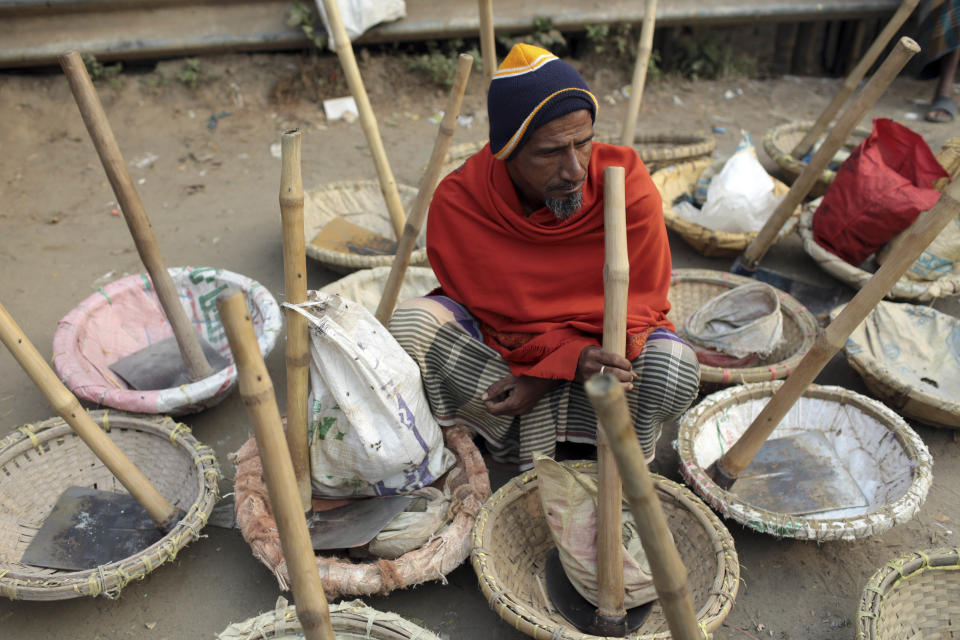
[0,411,220,601]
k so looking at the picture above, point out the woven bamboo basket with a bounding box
[677,382,932,541]
[232,424,490,598]
[319,265,439,311]
[304,180,422,274]
[856,547,960,640]
[762,120,871,197]
[836,301,960,429]
[471,461,739,639]
[52,266,281,416]
[0,411,220,600]
[668,269,819,388]
[653,158,801,257]
[218,598,442,640]
[798,206,960,301]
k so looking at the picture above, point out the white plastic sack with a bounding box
[697,147,784,233]
[682,282,784,358]
[315,0,406,49]
[289,292,454,497]
[367,487,450,559]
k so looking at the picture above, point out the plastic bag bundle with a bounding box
[681,282,784,360]
[289,292,454,497]
[367,487,451,559]
[534,456,658,609]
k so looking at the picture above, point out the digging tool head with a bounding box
[20,486,185,571]
[307,495,414,551]
[544,548,653,636]
[310,217,398,257]
[109,334,229,390]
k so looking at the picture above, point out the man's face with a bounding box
[506,109,593,219]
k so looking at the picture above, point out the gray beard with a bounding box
[545,191,583,220]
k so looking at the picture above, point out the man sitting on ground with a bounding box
[390,43,700,469]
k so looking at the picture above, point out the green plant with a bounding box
[584,23,633,59]
[497,17,567,55]
[665,30,761,79]
[176,58,203,89]
[406,39,482,88]
[81,53,123,87]
[286,0,327,50]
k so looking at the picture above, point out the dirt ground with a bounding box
[1,46,959,640]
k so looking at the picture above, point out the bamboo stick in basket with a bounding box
[219,292,336,640]
[321,0,406,240]
[279,128,312,512]
[620,0,658,147]
[375,54,473,326]
[478,0,496,89]
[711,177,960,487]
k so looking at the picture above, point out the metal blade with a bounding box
[308,495,414,551]
[109,335,229,390]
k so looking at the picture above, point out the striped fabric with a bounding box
[390,296,700,469]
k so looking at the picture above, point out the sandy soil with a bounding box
[1,49,959,640]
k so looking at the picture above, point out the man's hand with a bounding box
[482,374,561,416]
[576,346,636,389]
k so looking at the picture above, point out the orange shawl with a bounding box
[426,142,674,380]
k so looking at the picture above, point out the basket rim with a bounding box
[670,268,819,385]
[0,410,221,600]
[762,120,872,184]
[654,158,801,257]
[595,130,716,164]
[855,547,960,640]
[470,460,740,640]
[676,381,933,541]
[303,180,427,272]
[799,209,960,302]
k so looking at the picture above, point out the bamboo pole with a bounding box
[279,129,312,513]
[711,177,960,487]
[737,37,919,272]
[587,373,701,640]
[59,50,213,382]
[0,301,181,531]
[218,292,336,640]
[620,0,658,147]
[375,54,473,326]
[790,0,920,159]
[593,166,629,633]
[321,0,406,240]
[478,0,496,89]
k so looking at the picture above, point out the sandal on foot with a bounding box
[925,95,957,123]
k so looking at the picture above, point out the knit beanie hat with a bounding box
[488,43,599,162]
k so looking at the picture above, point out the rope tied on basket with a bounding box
[376,558,407,593]
[16,424,40,450]
[0,570,16,600]
[101,410,110,432]
[169,421,190,444]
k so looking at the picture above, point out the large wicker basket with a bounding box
[799,206,960,301]
[471,461,739,639]
[856,547,960,640]
[837,301,960,429]
[0,411,220,600]
[653,158,801,257]
[319,266,439,311]
[762,120,870,197]
[52,266,281,416]
[232,425,490,599]
[304,180,422,274]
[668,269,819,388]
[677,382,932,541]
[218,598,442,640]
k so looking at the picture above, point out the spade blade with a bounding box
[109,335,229,390]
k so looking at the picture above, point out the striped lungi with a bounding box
[390,295,700,470]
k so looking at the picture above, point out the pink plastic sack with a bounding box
[813,119,948,266]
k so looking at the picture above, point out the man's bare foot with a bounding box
[926,95,957,123]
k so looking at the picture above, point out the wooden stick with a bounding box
[620,0,658,146]
[375,54,473,326]
[0,301,181,531]
[712,177,960,487]
[790,0,920,159]
[587,373,701,640]
[737,37,919,272]
[280,129,312,513]
[321,0,406,241]
[59,51,214,382]
[478,0,496,89]
[594,166,629,632]
[218,292,336,640]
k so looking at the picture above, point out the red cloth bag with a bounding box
[813,118,948,266]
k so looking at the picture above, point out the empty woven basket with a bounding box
[319,266,439,313]
[232,425,489,599]
[597,130,717,172]
[856,547,960,640]
[304,180,421,273]
[668,269,818,388]
[0,411,220,600]
[762,120,870,197]
[471,461,739,640]
[218,598,442,640]
[654,158,801,257]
